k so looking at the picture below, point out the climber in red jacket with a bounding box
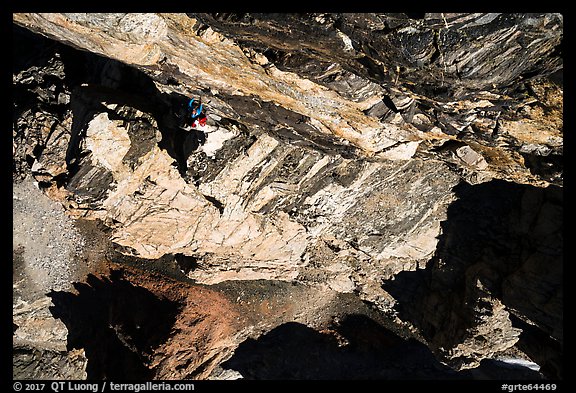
[188,98,207,128]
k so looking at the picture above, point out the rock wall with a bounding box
[13,13,562,379]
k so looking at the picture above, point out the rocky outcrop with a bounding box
[382,180,562,374]
[13,176,90,380]
[13,13,562,379]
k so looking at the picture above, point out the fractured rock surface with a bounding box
[12,13,562,380]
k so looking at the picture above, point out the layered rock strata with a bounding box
[13,13,562,379]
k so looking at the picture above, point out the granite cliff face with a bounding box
[13,13,562,380]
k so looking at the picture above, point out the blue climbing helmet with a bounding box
[188,98,203,118]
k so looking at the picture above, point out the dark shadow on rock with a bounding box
[47,270,180,380]
[221,318,457,380]
[13,24,57,75]
[14,25,208,182]
[519,151,563,186]
[174,254,199,276]
[219,92,359,159]
[509,314,563,380]
[222,315,545,380]
[63,66,200,180]
[381,179,562,378]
